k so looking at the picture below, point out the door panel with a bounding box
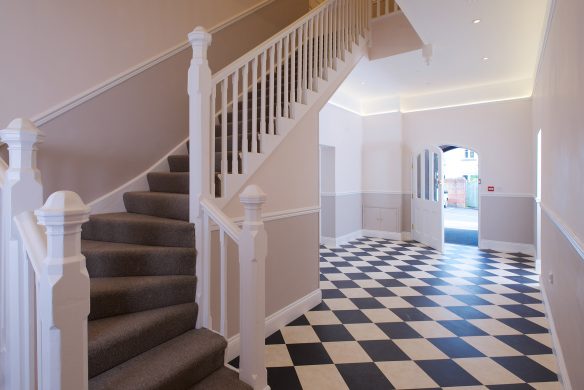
[412,147,444,251]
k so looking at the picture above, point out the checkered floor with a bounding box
[232,237,561,389]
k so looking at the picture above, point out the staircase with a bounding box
[1,1,372,389]
[81,147,251,389]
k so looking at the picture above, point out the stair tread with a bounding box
[147,172,189,194]
[88,302,197,378]
[89,328,226,390]
[187,367,252,390]
[90,275,197,320]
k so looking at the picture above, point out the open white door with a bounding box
[412,147,444,251]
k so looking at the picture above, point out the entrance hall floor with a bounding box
[234,238,561,389]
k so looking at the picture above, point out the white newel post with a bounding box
[35,191,90,390]
[188,26,213,328]
[238,185,269,390]
[0,118,44,390]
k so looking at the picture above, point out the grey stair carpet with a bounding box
[83,139,250,388]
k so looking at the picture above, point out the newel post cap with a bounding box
[0,117,45,142]
[239,185,267,205]
[35,191,90,224]
[188,26,212,46]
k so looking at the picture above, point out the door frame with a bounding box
[411,143,482,250]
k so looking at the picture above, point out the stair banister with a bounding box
[34,191,91,390]
[0,118,44,390]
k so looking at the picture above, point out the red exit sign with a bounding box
[488,186,495,192]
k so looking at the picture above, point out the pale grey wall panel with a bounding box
[401,194,412,232]
[481,196,535,244]
[335,193,362,237]
[320,195,336,237]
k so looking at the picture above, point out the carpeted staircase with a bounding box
[79,48,300,390]
[81,146,251,389]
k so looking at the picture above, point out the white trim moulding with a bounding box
[478,239,535,256]
[0,154,7,188]
[479,193,535,198]
[31,0,276,126]
[540,280,572,390]
[225,289,322,363]
[322,229,411,247]
[541,203,584,263]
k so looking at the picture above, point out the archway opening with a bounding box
[441,145,479,246]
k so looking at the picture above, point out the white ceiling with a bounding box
[330,0,551,114]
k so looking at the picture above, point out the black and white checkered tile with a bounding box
[233,237,560,389]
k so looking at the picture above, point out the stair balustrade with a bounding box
[199,185,268,389]
[371,0,401,19]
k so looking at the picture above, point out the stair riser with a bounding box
[85,249,196,278]
[124,193,189,222]
[82,218,195,248]
[89,277,197,320]
[147,173,189,194]
[89,303,198,378]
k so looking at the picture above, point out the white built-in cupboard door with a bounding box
[363,206,399,232]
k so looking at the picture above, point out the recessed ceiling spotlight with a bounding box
[473,19,481,24]
[482,57,489,61]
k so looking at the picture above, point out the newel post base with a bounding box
[35,191,90,390]
[238,185,269,390]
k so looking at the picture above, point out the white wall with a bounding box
[361,112,402,193]
[402,99,534,196]
[532,0,584,387]
[319,104,364,194]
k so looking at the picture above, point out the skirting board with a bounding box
[540,280,572,390]
[479,239,535,256]
[225,289,321,362]
[88,139,188,214]
[321,230,411,246]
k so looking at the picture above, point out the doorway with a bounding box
[441,146,479,247]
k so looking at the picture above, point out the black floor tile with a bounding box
[333,310,372,324]
[336,363,395,390]
[403,296,441,307]
[313,325,354,342]
[350,297,385,309]
[417,359,482,387]
[499,318,549,334]
[430,337,485,358]
[359,340,410,361]
[267,367,303,390]
[287,343,332,366]
[446,306,491,319]
[496,335,553,355]
[377,322,422,339]
[501,305,545,318]
[493,356,558,382]
[438,320,488,337]
[391,307,433,321]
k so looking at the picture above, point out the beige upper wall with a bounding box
[18,0,308,202]
[0,0,264,126]
[402,99,534,196]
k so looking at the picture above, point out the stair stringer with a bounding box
[215,37,369,209]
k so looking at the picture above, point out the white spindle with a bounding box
[35,191,90,390]
[251,57,258,154]
[333,1,338,66]
[0,118,44,390]
[221,79,228,180]
[232,71,239,175]
[317,11,323,80]
[284,35,290,118]
[268,46,275,135]
[376,0,380,18]
[211,87,217,196]
[219,228,227,337]
[297,27,303,103]
[238,185,268,390]
[201,212,211,328]
[324,6,329,78]
[308,18,313,91]
[302,23,308,99]
[260,51,267,142]
[242,63,249,170]
[276,40,282,127]
[291,32,297,106]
